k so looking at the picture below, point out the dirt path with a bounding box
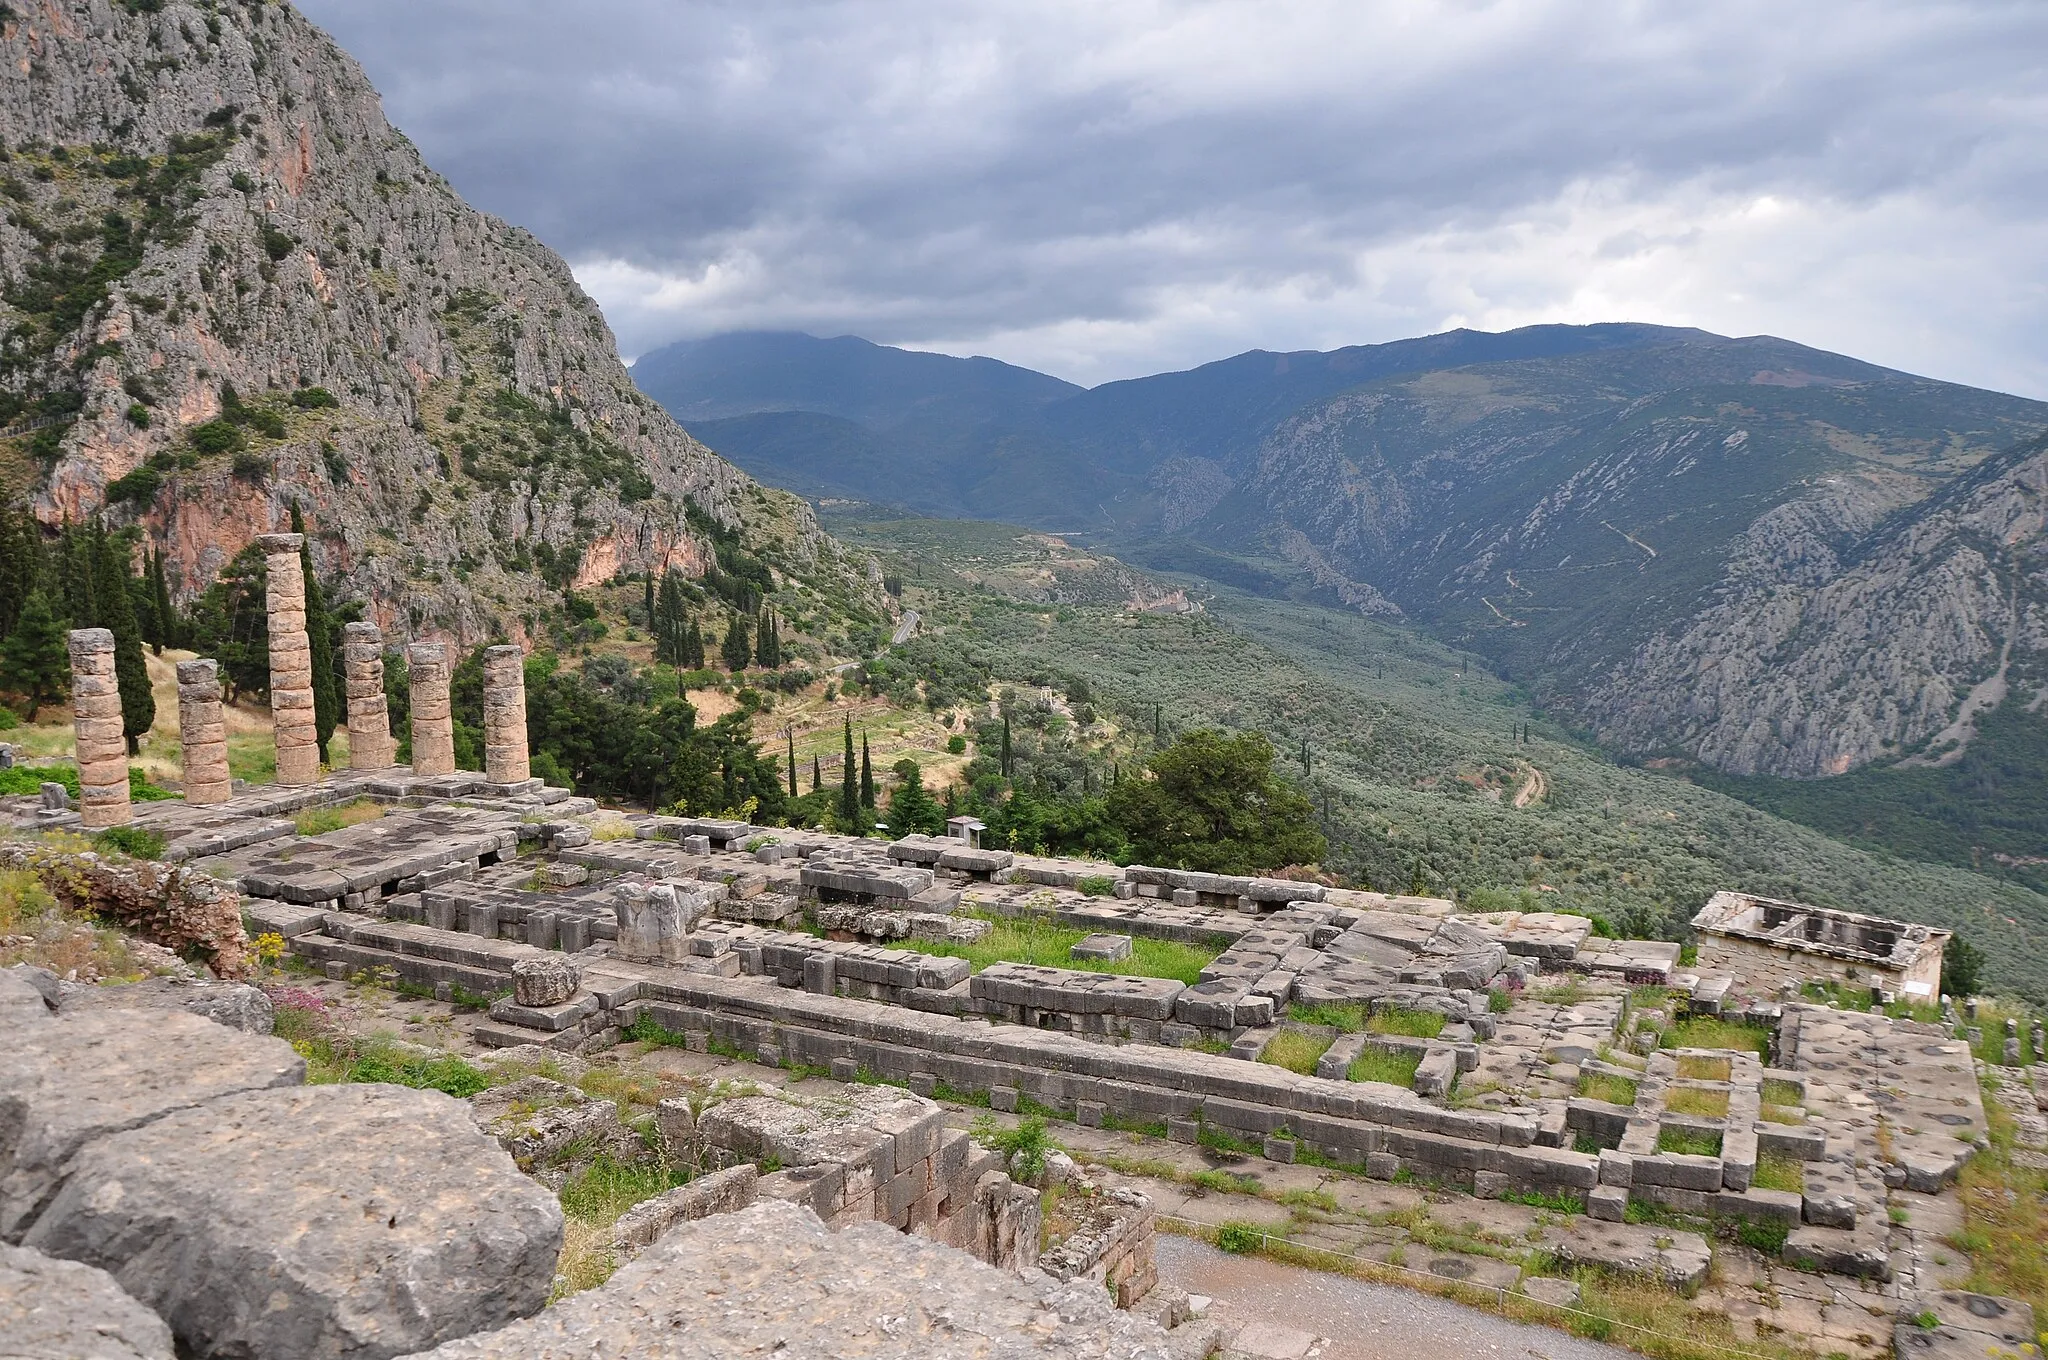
[1155,1234,1634,1360]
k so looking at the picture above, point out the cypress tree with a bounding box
[720,612,750,672]
[859,734,874,812]
[811,753,822,793]
[292,507,339,764]
[786,729,797,798]
[683,620,705,670]
[59,525,95,627]
[837,717,858,827]
[95,527,154,755]
[150,549,175,652]
[999,716,1012,779]
[643,573,655,631]
[0,507,40,638]
[0,589,68,717]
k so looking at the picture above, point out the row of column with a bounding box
[70,533,529,827]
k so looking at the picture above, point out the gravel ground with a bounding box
[1155,1233,1637,1360]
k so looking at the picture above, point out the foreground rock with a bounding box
[0,1242,174,1360]
[396,1199,1170,1360]
[56,976,276,1034]
[22,1083,564,1360]
[0,1009,305,1238]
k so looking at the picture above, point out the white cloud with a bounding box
[301,0,2048,394]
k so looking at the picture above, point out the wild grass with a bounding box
[1752,1153,1805,1194]
[1759,1078,1803,1107]
[0,864,151,982]
[295,797,386,836]
[1672,1055,1731,1081]
[1347,1046,1421,1087]
[1948,1079,2048,1323]
[1259,1029,1333,1075]
[1663,1017,1771,1059]
[1665,1087,1729,1119]
[1368,1007,1448,1038]
[554,1154,692,1298]
[1759,1103,1805,1126]
[1535,979,1589,1006]
[910,912,1217,984]
[1655,1126,1723,1158]
[1576,1073,1640,1107]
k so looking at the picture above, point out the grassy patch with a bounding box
[1665,1087,1729,1119]
[1347,1046,1421,1087]
[1367,1007,1447,1038]
[1656,1126,1723,1157]
[92,825,166,859]
[1576,1073,1639,1106]
[1673,1055,1731,1081]
[1259,1029,1333,1075]
[295,797,386,836]
[1535,979,1589,1006]
[1752,1152,1805,1194]
[909,912,1217,984]
[1947,1080,2048,1323]
[1663,1017,1771,1059]
[555,1154,693,1297]
[1758,1078,1802,1107]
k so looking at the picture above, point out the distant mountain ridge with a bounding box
[632,325,2048,780]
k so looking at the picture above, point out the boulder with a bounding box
[57,976,276,1034]
[22,1083,563,1360]
[392,1199,1169,1359]
[0,1010,305,1239]
[0,1241,174,1359]
[1,964,58,1018]
[510,956,580,1007]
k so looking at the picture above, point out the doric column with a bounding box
[342,622,394,770]
[407,643,455,775]
[177,658,232,805]
[480,643,529,785]
[68,628,130,827]
[259,532,319,786]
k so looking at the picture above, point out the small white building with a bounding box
[946,815,987,849]
[1691,891,1949,1001]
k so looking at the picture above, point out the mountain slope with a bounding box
[0,2,882,641]
[645,326,2048,777]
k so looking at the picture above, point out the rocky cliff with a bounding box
[0,1,882,642]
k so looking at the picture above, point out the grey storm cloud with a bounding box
[296,1,2048,393]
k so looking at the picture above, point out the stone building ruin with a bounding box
[1692,891,1948,1002]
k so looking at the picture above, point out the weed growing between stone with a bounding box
[1346,1047,1421,1087]
[1576,1073,1639,1106]
[1654,1127,1723,1158]
[1662,1017,1771,1059]
[970,1113,1055,1183]
[1665,1087,1730,1119]
[910,912,1217,984]
[294,797,386,836]
[1259,1029,1332,1075]
[1951,1079,2048,1325]
[1751,1152,1805,1195]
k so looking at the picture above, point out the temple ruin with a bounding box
[1692,891,1948,1002]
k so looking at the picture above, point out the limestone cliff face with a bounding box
[0,1,882,640]
[1583,437,2048,776]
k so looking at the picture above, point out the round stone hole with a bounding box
[1429,1257,1474,1279]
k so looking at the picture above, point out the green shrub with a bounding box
[348,1049,489,1098]
[260,226,297,261]
[105,466,162,504]
[189,419,243,453]
[1076,875,1116,898]
[93,825,166,859]
[124,402,150,428]
[974,1114,1052,1184]
[290,386,338,409]
[0,706,18,730]
[945,733,966,754]
[1214,1222,1265,1254]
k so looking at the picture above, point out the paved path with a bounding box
[1155,1234,1635,1360]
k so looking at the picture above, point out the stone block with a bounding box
[831,1057,860,1083]
[908,1072,937,1098]
[1262,1136,1296,1164]
[1168,1118,1200,1144]
[21,1084,563,1360]
[1076,1100,1106,1127]
[989,1085,1019,1113]
[1365,1152,1399,1180]
[1473,1169,1508,1199]
[511,956,580,1008]
[1588,1185,1629,1221]
[0,1241,173,1359]
[1070,933,1133,962]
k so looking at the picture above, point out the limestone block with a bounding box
[481,645,530,784]
[613,882,702,963]
[68,629,129,827]
[469,1077,638,1169]
[342,621,395,769]
[512,956,581,1007]
[0,1242,173,1359]
[1552,1219,1710,1293]
[56,976,275,1034]
[0,1010,305,1239]
[394,1200,1162,1359]
[175,659,232,805]
[408,642,456,775]
[24,1084,563,1360]
[610,1164,758,1254]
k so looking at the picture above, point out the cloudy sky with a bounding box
[298,1,2048,395]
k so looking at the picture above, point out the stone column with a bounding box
[68,628,130,828]
[342,622,394,770]
[259,532,319,786]
[481,643,529,785]
[407,642,455,776]
[177,658,232,805]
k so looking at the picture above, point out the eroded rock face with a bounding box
[0,1242,174,1360]
[21,1083,564,1360]
[392,1199,1170,1360]
[57,976,275,1034]
[0,1009,305,1240]
[0,3,883,641]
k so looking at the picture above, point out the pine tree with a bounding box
[0,589,68,717]
[1153,702,1162,744]
[0,507,41,638]
[886,758,942,836]
[720,612,750,673]
[683,620,705,670]
[838,717,858,827]
[859,734,874,812]
[999,716,1012,779]
[755,607,780,669]
[95,527,154,755]
[292,507,340,764]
